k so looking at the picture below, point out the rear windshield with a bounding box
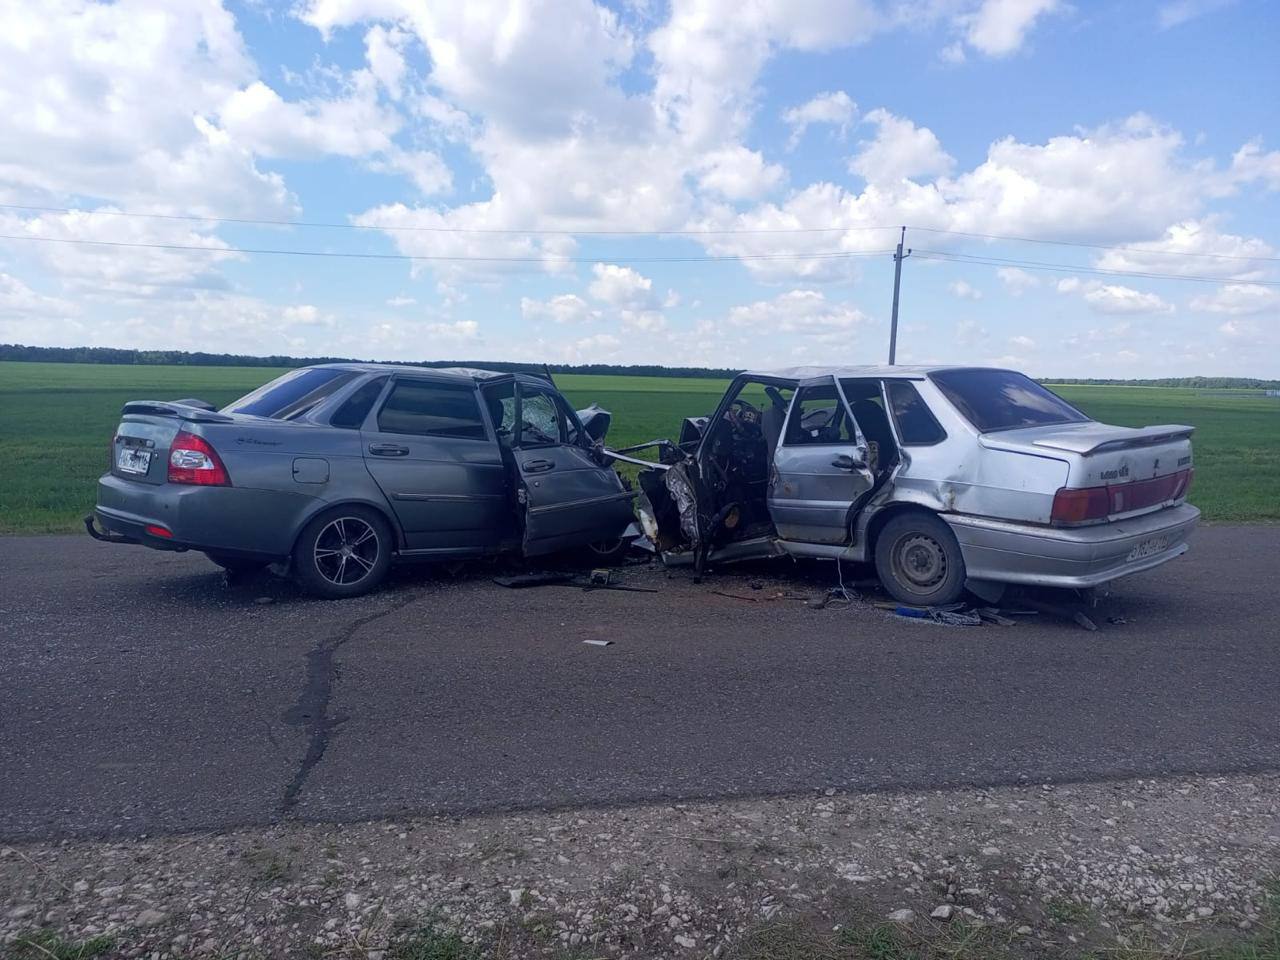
[930,369,1088,433]
[222,368,357,419]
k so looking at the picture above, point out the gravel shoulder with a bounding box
[3,772,1277,959]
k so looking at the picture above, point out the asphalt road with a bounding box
[1,525,1277,841]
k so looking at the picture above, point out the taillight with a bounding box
[168,430,230,486]
[1050,486,1111,526]
[1052,468,1193,526]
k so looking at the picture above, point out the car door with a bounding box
[361,375,510,553]
[767,376,876,544]
[492,378,634,557]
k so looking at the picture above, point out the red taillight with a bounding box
[1050,486,1111,525]
[1052,468,1193,526]
[145,524,173,539]
[167,430,230,486]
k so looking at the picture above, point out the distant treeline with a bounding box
[1046,376,1280,390]
[2,344,1276,389]
[0,344,738,380]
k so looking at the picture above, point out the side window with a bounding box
[887,381,946,445]
[376,380,488,440]
[519,388,564,446]
[784,385,855,445]
[330,377,387,429]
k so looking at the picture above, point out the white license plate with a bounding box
[116,446,152,475]
[1126,534,1170,562]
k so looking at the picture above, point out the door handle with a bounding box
[523,458,555,473]
[831,454,864,470]
[369,443,409,457]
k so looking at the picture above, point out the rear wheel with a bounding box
[205,551,269,576]
[874,512,966,607]
[293,507,393,599]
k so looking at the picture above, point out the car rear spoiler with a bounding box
[1031,424,1195,455]
[121,400,235,423]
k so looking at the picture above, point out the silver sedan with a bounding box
[631,366,1198,606]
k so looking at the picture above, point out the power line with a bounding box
[910,226,1280,263]
[0,203,897,238]
[3,203,1277,263]
[0,233,896,264]
[911,249,1280,286]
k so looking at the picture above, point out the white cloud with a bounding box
[1190,284,1280,316]
[1094,220,1274,280]
[1058,278,1176,315]
[386,296,417,307]
[783,91,856,149]
[957,0,1062,58]
[1158,0,1236,29]
[521,293,600,324]
[850,109,954,184]
[364,24,408,99]
[728,289,871,340]
[1226,140,1280,192]
[0,272,77,319]
[588,263,658,309]
[695,146,785,201]
[1009,334,1036,349]
[218,76,400,158]
[423,319,480,341]
[0,0,290,216]
[949,279,983,300]
[997,267,1040,295]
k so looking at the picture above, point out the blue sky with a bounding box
[0,0,1277,376]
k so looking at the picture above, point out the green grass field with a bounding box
[1,361,1276,534]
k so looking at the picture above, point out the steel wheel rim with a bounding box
[893,533,946,590]
[586,536,626,557]
[313,517,379,586]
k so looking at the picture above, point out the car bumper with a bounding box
[92,474,314,559]
[943,503,1200,589]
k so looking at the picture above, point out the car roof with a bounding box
[740,364,978,381]
[309,362,514,381]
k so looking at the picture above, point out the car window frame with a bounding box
[782,382,859,447]
[329,375,391,430]
[883,379,948,447]
[372,375,492,442]
[514,381,568,449]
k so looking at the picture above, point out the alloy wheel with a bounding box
[313,516,380,587]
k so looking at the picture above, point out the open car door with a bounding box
[484,377,635,557]
[767,376,876,544]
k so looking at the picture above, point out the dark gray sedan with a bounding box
[88,364,636,597]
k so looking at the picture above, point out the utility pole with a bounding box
[888,226,911,365]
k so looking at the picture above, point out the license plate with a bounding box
[1126,534,1170,562]
[116,446,152,475]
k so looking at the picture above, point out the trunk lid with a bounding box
[109,401,244,486]
[981,421,1195,517]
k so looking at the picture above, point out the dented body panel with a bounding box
[633,365,1198,592]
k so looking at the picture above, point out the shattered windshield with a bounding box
[930,369,1088,433]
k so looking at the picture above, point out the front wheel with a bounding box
[293,507,393,599]
[874,512,966,607]
[578,534,633,566]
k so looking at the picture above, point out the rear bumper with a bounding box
[92,473,314,559]
[943,503,1200,589]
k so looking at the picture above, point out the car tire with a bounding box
[293,506,393,599]
[874,511,966,607]
[205,551,269,576]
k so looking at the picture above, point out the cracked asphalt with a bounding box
[1,524,1277,842]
